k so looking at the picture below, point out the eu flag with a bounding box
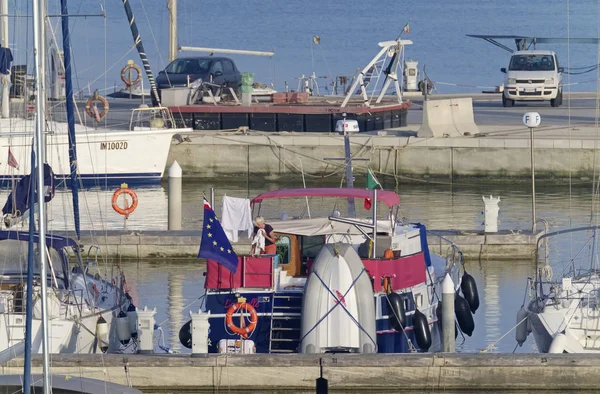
[198,198,239,273]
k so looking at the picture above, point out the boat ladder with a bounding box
[268,294,303,353]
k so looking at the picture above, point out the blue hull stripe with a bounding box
[0,172,163,187]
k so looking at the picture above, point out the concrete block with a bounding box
[553,140,571,149]
[117,245,140,258]
[120,234,141,245]
[478,139,505,148]
[534,139,555,148]
[503,139,528,148]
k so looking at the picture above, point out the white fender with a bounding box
[515,306,529,346]
[548,333,567,354]
[96,316,109,353]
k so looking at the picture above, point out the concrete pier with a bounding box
[4,353,600,391]
[64,229,539,260]
[166,123,600,183]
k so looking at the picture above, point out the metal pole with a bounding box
[168,0,177,62]
[178,46,274,57]
[372,188,377,258]
[530,126,536,233]
[0,0,8,118]
[210,187,215,209]
[343,114,356,218]
[32,0,51,390]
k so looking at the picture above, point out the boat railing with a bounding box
[427,232,464,273]
[128,106,178,131]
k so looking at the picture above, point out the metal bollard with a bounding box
[137,306,156,354]
[190,309,211,357]
[442,273,455,353]
[168,161,182,230]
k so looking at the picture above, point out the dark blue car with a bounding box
[156,56,241,98]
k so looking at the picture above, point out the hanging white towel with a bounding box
[221,195,253,243]
[251,228,266,255]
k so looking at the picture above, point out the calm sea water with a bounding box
[10,0,600,94]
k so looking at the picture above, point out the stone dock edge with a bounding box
[2,353,598,391]
[63,229,540,261]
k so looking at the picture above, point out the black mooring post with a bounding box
[316,357,328,394]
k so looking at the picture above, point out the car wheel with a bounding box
[550,90,562,107]
[502,95,514,108]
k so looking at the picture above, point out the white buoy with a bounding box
[96,316,109,353]
[482,195,501,233]
[442,273,455,353]
[516,306,529,346]
[168,161,182,230]
[548,332,567,353]
[137,306,157,354]
[117,310,131,345]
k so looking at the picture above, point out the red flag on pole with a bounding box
[7,147,18,170]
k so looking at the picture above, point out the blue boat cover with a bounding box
[2,163,55,219]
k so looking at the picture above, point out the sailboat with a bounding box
[0,0,150,392]
[0,0,145,365]
[0,0,192,187]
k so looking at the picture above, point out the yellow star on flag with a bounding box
[220,247,224,252]
[213,241,217,246]
[208,233,212,237]
[206,224,211,229]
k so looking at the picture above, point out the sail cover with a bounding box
[2,164,55,226]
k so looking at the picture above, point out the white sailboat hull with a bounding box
[0,118,188,184]
[527,275,600,353]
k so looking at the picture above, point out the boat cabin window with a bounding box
[301,235,325,261]
[276,236,291,266]
[509,54,555,71]
[0,239,66,286]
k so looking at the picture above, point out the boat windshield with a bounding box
[164,58,211,74]
[509,55,555,71]
[0,239,66,282]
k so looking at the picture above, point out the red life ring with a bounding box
[225,301,258,338]
[121,63,142,87]
[112,187,138,218]
[85,95,109,121]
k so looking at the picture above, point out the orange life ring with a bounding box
[225,302,258,338]
[85,95,109,121]
[112,187,138,218]
[121,63,142,87]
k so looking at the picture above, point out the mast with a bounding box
[0,0,8,118]
[23,144,36,394]
[32,0,51,391]
[168,0,177,62]
[121,0,161,106]
[60,0,80,240]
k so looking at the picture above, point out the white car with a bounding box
[501,50,563,107]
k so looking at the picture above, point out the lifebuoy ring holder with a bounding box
[225,297,258,339]
[112,183,138,220]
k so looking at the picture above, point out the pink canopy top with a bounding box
[251,188,400,207]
